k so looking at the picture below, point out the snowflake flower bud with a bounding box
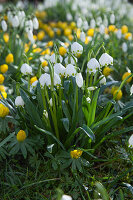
[27,30,34,44]
[80,31,86,42]
[33,17,39,30]
[1,20,7,32]
[122,42,127,52]
[61,194,72,200]
[129,134,133,148]
[20,63,32,75]
[77,17,82,28]
[54,73,61,86]
[116,29,122,39]
[83,20,89,30]
[90,19,96,28]
[15,96,24,107]
[43,110,48,118]
[99,53,113,66]
[86,97,91,103]
[99,75,106,85]
[76,73,83,88]
[130,85,133,96]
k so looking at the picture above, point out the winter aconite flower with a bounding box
[103,67,112,77]
[0,103,9,118]
[30,76,37,85]
[5,53,14,64]
[122,72,132,83]
[15,96,24,107]
[42,60,48,67]
[59,46,67,56]
[20,63,32,75]
[87,58,100,74]
[99,53,113,66]
[121,25,128,34]
[0,74,5,84]
[129,134,133,148]
[16,130,26,142]
[0,64,8,73]
[87,28,94,37]
[0,91,7,99]
[71,42,83,57]
[70,150,83,159]
[113,89,122,101]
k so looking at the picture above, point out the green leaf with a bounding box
[82,124,95,141]
[61,118,69,132]
[62,100,71,122]
[20,143,27,159]
[0,132,15,148]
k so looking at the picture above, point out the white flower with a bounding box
[87,86,97,91]
[7,11,13,23]
[83,20,89,30]
[110,13,115,24]
[20,63,32,75]
[66,13,72,21]
[129,134,133,148]
[90,19,96,28]
[49,98,53,106]
[54,63,66,76]
[33,17,39,30]
[104,34,109,40]
[71,42,83,57]
[25,20,33,32]
[44,66,49,73]
[77,17,82,28]
[43,110,48,118]
[80,31,86,42]
[32,80,38,87]
[64,56,77,65]
[27,30,34,44]
[65,64,76,77]
[1,20,7,32]
[50,53,63,64]
[130,85,133,95]
[39,73,51,87]
[99,75,106,85]
[61,194,72,200]
[18,11,25,24]
[87,58,100,74]
[116,29,122,39]
[103,17,108,27]
[54,73,61,86]
[86,97,91,103]
[96,16,102,26]
[15,96,24,107]
[76,73,83,88]
[99,53,113,66]
[11,15,19,28]
[99,24,105,34]
[122,42,127,52]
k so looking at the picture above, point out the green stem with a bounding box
[28,75,30,91]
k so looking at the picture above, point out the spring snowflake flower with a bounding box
[49,98,53,107]
[15,96,24,107]
[43,110,48,118]
[87,58,100,74]
[130,85,133,95]
[99,75,106,85]
[122,42,128,52]
[61,195,72,200]
[1,20,7,32]
[33,17,39,30]
[76,73,83,88]
[99,24,105,34]
[25,20,33,32]
[116,29,122,39]
[27,30,34,44]
[39,73,51,87]
[90,19,96,28]
[71,42,83,57]
[83,20,89,30]
[54,63,66,76]
[129,134,133,148]
[18,11,25,24]
[65,64,76,77]
[50,53,63,64]
[16,130,26,142]
[99,53,113,66]
[64,56,77,65]
[77,17,82,28]
[11,15,19,28]
[66,13,72,21]
[80,31,86,42]
[20,63,32,75]
[96,16,102,26]
[54,73,61,86]
[86,97,91,103]
[110,13,115,24]
[87,86,97,91]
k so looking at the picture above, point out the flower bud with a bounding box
[15,96,24,107]
[1,20,7,32]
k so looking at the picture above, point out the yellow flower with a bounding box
[76,28,81,39]
[85,37,89,44]
[48,30,54,38]
[0,103,9,118]
[42,60,48,67]
[70,149,83,159]
[108,25,116,32]
[87,28,94,37]
[33,35,37,41]
[113,89,122,101]
[64,28,72,36]
[3,33,9,43]
[0,64,8,73]
[122,72,132,83]
[0,74,5,84]
[105,28,108,34]
[103,67,112,77]
[37,31,45,41]
[111,86,118,94]
[47,41,53,47]
[5,53,14,64]
[56,28,61,36]
[0,91,7,99]
[70,22,76,29]
[121,25,128,34]
[59,46,67,56]
[68,34,73,41]
[0,85,5,92]
[33,47,42,53]
[30,76,37,85]
[16,130,26,142]
[124,32,132,40]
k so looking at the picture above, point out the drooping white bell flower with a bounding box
[103,16,108,27]
[87,58,100,74]
[116,29,122,39]
[96,16,102,26]
[99,24,105,34]
[99,75,106,85]
[39,73,51,87]
[90,19,96,28]
[1,20,7,32]
[20,63,32,75]
[49,98,53,106]
[43,110,48,118]
[25,20,33,32]
[50,53,63,64]
[128,134,133,148]
[77,17,82,28]
[76,73,83,88]
[54,63,66,76]
[104,34,109,40]
[71,42,83,57]
[110,13,115,24]
[11,15,19,28]
[83,20,89,30]
[122,42,128,52]
[66,13,72,21]
[80,31,86,42]
[0,4,3,12]
[61,194,72,200]
[54,73,61,86]
[87,86,97,91]
[7,11,13,23]
[86,97,91,103]
[65,64,76,77]
[15,96,24,107]
[27,30,34,44]
[64,56,77,65]
[130,85,133,95]
[18,11,25,24]
[99,53,113,66]
[33,17,39,30]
